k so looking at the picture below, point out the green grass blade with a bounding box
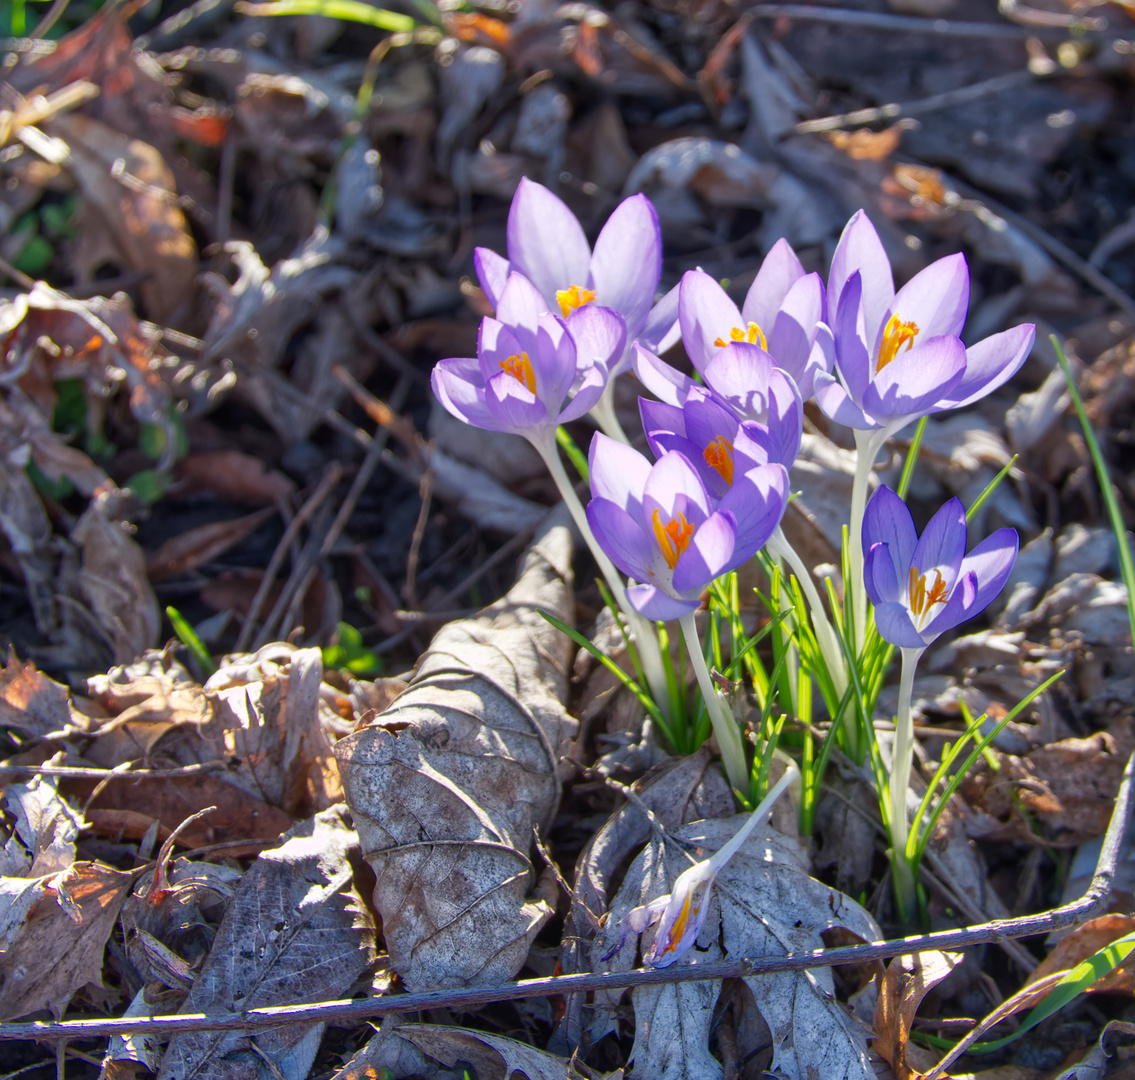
[896,416,926,499]
[166,606,218,677]
[1055,335,1135,644]
[237,0,417,31]
[965,454,1019,525]
[556,425,589,485]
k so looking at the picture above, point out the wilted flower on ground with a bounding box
[474,178,665,362]
[431,271,625,437]
[585,434,788,621]
[862,485,1019,650]
[602,764,798,968]
[678,253,830,398]
[814,210,1035,433]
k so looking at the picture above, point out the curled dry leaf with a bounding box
[596,814,882,1080]
[337,511,577,990]
[0,653,91,740]
[873,951,963,1080]
[157,806,372,1080]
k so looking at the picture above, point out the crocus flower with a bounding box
[586,434,788,622]
[814,210,1035,433]
[431,270,626,437]
[474,178,666,368]
[602,765,797,968]
[862,485,1019,649]
[639,386,793,498]
[677,253,830,399]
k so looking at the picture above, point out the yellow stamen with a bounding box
[713,322,767,350]
[908,566,950,617]
[651,508,696,570]
[555,283,596,317]
[659,892,694,956]
[499,351,536,394]
[877,313,919,372]
[703,436,734,487]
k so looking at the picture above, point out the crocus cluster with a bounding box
[431,179,1034,922]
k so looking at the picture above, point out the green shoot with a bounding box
[167,606,218,677]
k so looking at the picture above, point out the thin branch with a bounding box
[5,750,1130,1044]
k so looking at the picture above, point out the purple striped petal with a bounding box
[862,335,966,421]
[589,194,661,340]
[474,247,510,310]
[587,497,655,582]
[935,324,1036,410]
[679,269,744,376]
[589,433,652,519]
[884,252,969,344]
[828,209,894,344]
[507,179,590,307]
[673,509,736,594]
[627,584,700,620]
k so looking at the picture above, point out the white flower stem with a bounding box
[591,382,631,444]
[679,611,749,794]
[532,433,671,718]
[767,526,849,701]
[708,760,800,871]
[889,645,924,922]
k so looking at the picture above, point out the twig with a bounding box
[6,750,1130,1044]
[746,4,1109,39]
[0,762,228,782]
[796,70,1033,134]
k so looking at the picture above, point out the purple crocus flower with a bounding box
[431,271,626,436]
[814,210,1035,432]
[677,251,830,399]
[586,434,788,621]
[862,485,1019,649]
[639,386,790,500]
[474,178,666,366]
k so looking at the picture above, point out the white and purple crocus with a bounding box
[862,484,1019,918]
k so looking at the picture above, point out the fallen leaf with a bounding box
[174,451,296,506]
[0,653,91,739]
[337,511,577,989]
[145,507,275,582]
[0,861,133,1020]
[1030,914,1135,996]
[873,951,963,1080]
[156,806,372,1080]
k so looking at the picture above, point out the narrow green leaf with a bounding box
[167,606,218,676]
[556,425,589,484]
[237,0,416,32]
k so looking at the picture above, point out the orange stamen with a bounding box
[652,508,696,570]
[659,892,693,955]
[908,566,950,617]
[555,283,596,317]
[703,436,735,487]
[877,314,919,372]
[499,351,536,394]
[713,322,767,350]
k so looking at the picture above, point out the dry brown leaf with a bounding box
[0,776,81,880]
[873,951,963,1080]
[71,493,161,664]
[0,861,133,1020]
[596,811,882,1080]
[0,653,91,740]
[47,112,197,325]
[174,451,296,506]
[337,511,577,990]
[145,507,275,582]
[156,806,372,1080]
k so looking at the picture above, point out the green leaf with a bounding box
[555,425,589,484]
[237,0,416,32]
[167,606,218,676]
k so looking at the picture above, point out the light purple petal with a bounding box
[485,370,548,430]
[627,584,700,621]
[536,312,577,410]
[589,433,651,518]
[587,498,655,582]
[935,324,1036,410]
[864,541,901,606]
[885,252,969,343]
[834,273,871,405]
[765,370,803,465]
[682,389,741,451]
[862,485,918,581]
[632,343,697,407]
[640,282,682,354]
[679,269,744,376]
[639,398,687,443]
[925,528,1019,638]
[477,318,523,384]
[813,370,878,430]
[910,497,967,582]
[743,237,806,331]
[474,247,510,310]
[795,324,834,402]
[589,194,662,340]
[874,601,931,649]
[496,272,547,355]
[643,450,711,528]
[673,510,736,593]
[862,335,966,421]
[828,209,894,343]
[507,178,590,306]
[432,357,506,432]
[718,463,788,564]
[765,271,823,385]
[556,362,607,422]
[702,342,775,423]
[566,303,626,370]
